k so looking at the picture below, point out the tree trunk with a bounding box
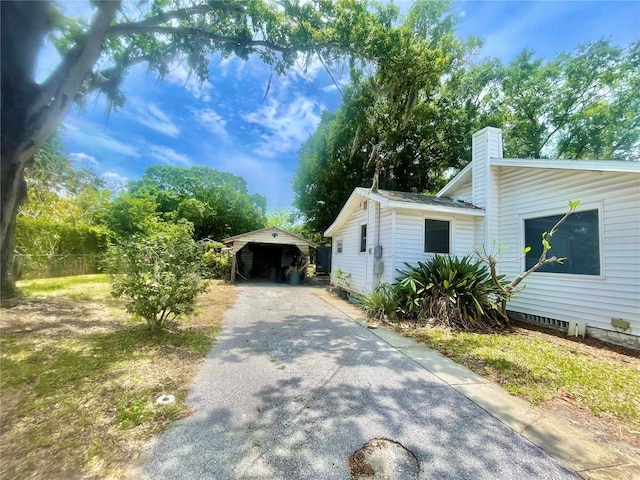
[0,0,121,302]
[0,152,30,302]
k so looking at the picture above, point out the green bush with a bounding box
[108,223,207,332]
[361,283,401,321]
[15,216,111,279]
[201,241,231,280]
[396,255,508,331]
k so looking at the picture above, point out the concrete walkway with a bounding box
[313,288,640,480]
[138,284,637,479]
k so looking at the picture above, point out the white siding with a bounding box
[497,166,640,333]
[472,134,486,207]
[330,194,373,294]
[378,207,394,285]
[228,228,311,249]
[472,128,503,247]
[391,209,478,281]
[446,178,472,202]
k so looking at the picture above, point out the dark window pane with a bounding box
[360,224,367,252]
[425,219,450,253]
[524,210,600,275]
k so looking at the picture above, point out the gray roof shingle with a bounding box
[373,189,481,210]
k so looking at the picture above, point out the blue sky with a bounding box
[39,1,640,212]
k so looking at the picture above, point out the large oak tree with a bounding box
[293,0,485,233]
[294,34,639,234]
[0,0,400,300]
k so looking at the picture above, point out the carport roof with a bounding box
[222,227,317,248]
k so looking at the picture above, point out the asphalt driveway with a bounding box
[140,283,578,479]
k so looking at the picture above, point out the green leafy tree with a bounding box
[265,207,298,230]
[294,0,482,234]
[201,241,232,281]
[129,165,266,239]
[97,193,160,239]
[109,222,207,332]
[16,135,112,278]
[1,0,408,300]
[495,41,640,159]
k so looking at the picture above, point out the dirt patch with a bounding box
[0,283,238,480]
[512,320,640,361]
[349,438,419,480]
[0,297,123,337]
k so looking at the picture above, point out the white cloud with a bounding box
[147,145,192,166]
[69,152,98,168]
[165,61,213,101]
[291,54,325,81]
[242,96,321,157]
[102,171,129,190]
[191,108,229,139]
[320,84,339,93]
[63,119,140,158]
[127,97,181,138]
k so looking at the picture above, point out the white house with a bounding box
[325,127,640,348]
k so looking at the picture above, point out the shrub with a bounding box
[201,241,232,280]
[361,283,401,321]
[108,223,207,332]
[396,255,508,331]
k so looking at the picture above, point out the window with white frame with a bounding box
[360,224,367,252]
[524,209,600,275]
[424,219,450,254]
[336,239,343,254]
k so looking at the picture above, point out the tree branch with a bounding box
[81,55,153,98]
[109,3,246,30]
[106,25,343,54]
[22,1,121,161]
[507,203,577,291]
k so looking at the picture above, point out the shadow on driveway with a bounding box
[140,285,578,480]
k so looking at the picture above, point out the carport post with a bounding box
[230,250,237,283]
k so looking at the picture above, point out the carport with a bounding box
[222,227,316,283]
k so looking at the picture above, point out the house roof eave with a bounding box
[388,202,485,216]
[437,163,473,198]
[491,157,640,173]
[324,187,371,237]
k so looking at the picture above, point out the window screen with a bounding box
[360,224,367,252]
[524,209,600,275]
[336,239,343,254]
[425,219,450,253]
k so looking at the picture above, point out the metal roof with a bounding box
[222,226,317,247]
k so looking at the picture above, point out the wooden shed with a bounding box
[223,227,317,283]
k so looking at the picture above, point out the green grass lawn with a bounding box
[406,325,640,423]
[1,275,237,479]
[16,274,116,303]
